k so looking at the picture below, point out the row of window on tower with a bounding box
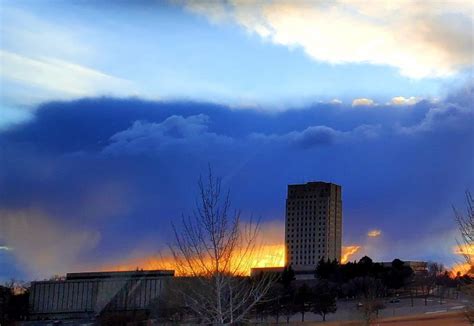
[287,235,326,241]
[288,192,329,199]
[287,242,326,248]
[289,250,325,265]
[287,202,327,208]
[287,218,326,224]
[288,233,325,239]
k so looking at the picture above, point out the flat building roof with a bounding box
[66,269,174,280]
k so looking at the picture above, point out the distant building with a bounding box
[285,182,342,271]
[29,270,174,321]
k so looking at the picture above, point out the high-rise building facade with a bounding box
[285,182,342,270]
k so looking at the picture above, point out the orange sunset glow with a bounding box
[451,262,473,276]
[101,243,363,275]
[454,243,474,257]
[341,245,361,264]
[101,244,285,276]
[451,243,474,276]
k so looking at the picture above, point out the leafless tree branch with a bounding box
[168,166,276,324]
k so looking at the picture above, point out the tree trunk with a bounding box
[323,313,326,321]
[301,311,305,322]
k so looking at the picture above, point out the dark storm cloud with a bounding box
[0,86,473,279]
[0,96,432,153]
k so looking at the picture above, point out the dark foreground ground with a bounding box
[17,296,473,325]
[304,311,470,325]
[252,295,472,325]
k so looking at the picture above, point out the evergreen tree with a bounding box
[295,283,312,322]
[311,280,337,321]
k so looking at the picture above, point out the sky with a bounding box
[0,0,473,281]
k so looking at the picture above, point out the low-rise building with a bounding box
[29,269,174,321]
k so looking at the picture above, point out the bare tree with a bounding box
[150,279,187,324]
[415,262,441,306]
[453,191,474,323]
[351,277,385,326]
[454,191,473,269]
[169,167,275,324]
[1,280,29,322]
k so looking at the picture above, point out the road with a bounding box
[303,311,470,325]
[272,295,472,324]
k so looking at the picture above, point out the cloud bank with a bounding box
[105,114,232,155]
[180,0,474,78]
[0,84,472,280]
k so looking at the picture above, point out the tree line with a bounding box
[246,256,470,325]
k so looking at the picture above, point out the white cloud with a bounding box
[180,0,474,78]
[367,229,382,238]
[0,50,135,105]
[390,96,420,106]
[1,6,93,61]
[352,98,375,107]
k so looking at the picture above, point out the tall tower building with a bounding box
[285,182,342,271]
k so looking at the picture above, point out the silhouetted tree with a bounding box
[151,279,186,324]
[436,271,453,305]
[273,265,297,323]
[280,286,296,324]
[385,259,414,290]
[416,262,442,306]
[453,191,474,323]
[265,283,285,323]
[316,258,339,281]
[294,283,312,322]
[2,280,29,323]
[311,280,337,321]
[169,167,275,324]
[351,277,385,325]
[280,265,295,288]
[0,285,10,324]
[454,191,473,267]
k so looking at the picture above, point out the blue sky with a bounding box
[2,0,471,121]
[0,0,473,280]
